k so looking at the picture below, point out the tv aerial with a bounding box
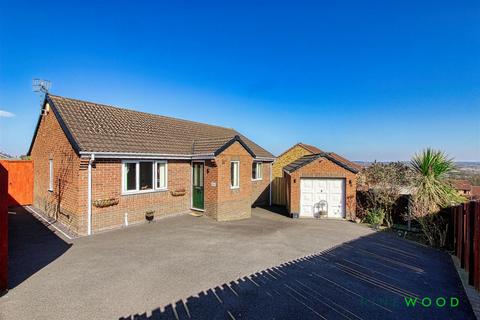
[32,78,51,107]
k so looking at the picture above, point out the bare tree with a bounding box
[357,161,413,227]
[51,151,74,221]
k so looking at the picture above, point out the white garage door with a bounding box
[300,178,346,218]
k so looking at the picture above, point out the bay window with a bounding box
[156,161,167,189]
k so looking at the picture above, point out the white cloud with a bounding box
[0,110,15,117]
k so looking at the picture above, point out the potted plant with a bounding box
[145,210,155,222]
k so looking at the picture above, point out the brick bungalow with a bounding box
[28,94,274,235]
[272,143,360,219]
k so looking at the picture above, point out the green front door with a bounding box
[192,162,204,210]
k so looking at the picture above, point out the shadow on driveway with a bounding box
[119,232,475,320]
[8,206,72,289]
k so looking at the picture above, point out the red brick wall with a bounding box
[79,159,192,234]
[204,159,218,219]
[286,157,357,219]
[30,104,82,232]
[30,108,271,233]
[208,142,253,221]
[251,162,271,206]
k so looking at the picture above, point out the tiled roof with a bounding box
[276,143,324,158]
[328,152,363,171]
[452,179,472,191]
[0,151,13,159]
[471,186,480,197]
[471,186,480,194]
[298,143,323,154]
[283,153,359,174]
[36,94,274,158]
[277,143,361,172]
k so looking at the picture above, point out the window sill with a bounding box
[251,178,263,181]
[48,189,53,192]
[230,186,240,190]
[121,188,168,196]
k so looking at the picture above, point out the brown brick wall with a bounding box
[251,162,271,206]
[204,159,218,219]
[30,104,83,233]
[286,157,357,219]
[210,142,253,221]
[82,159,192,234]
[30,111,269,233]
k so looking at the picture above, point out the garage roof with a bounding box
[283,153,360,174]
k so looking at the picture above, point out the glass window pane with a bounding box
[157,162,166,189]
[258,163,262,179]
[231,162,239,187]
[199,165,203,186]
[193,164,199,187]
[125,163,137,191]
[252,162,256,179]
[139,162,153,190]
[235,162,239,186]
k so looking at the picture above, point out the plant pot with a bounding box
[171,189,186,197]
[145,211,155,222]
[92,198,119,208]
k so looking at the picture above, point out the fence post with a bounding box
[461,204,467,269]
[457,206,464,263]
[474,202,480,291]
[468,202,475,285]
[0,163,8,295]
[464,203,471,272]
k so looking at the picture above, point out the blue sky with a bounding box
[0,1,479,161]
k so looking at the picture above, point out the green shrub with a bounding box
[363,208,385,227]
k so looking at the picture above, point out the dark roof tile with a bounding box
[284,153,359,174]
[46,94,274,158]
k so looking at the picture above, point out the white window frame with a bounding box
[252,162,263,181]
[122,160,168,195]
[155,161,168,190]
[48,159,53,192]
[230,161,240,189]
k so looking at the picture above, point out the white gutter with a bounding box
[79,151,275,161]
[255,156,276,162]
[87,153,95,235]
[79,151,214,160]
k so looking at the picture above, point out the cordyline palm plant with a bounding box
[410,148,466,247]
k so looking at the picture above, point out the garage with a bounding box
[283,153,359,220]
[300,178,345,218]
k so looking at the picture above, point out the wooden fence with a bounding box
[0,159,34,294]
[0,163,8,294]
[271,177,287,206]
[453,201,480,292]
[0,160,34,206]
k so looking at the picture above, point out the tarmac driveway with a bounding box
[1,207,475,320]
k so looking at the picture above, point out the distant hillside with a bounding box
[354,161,480,185]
